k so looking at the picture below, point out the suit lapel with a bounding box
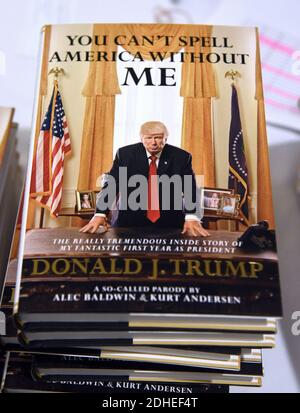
[135,143,149,177]
[157,144,171,175]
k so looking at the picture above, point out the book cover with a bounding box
[13,23,282,323]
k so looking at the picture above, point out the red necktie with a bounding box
[147,155,160,223]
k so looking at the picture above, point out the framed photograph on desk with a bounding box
[202,187,234,216]
[217,194,241,218]
[75,190,95,213]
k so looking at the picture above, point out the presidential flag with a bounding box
[30,82,71,217]
[228,84,249,224]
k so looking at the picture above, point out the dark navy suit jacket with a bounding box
[95,143,199,228]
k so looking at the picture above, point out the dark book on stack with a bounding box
[30,352,263,387]
[11,227,279,356]
[0,107,23,293]
[13,227,280,351]
[1,257,265,390]
[0,260,264,389]
[16,227,281,322]
[1,352,230,394]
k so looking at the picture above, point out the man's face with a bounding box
[141,132,167,155]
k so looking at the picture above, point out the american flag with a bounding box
[228,84,249,224]
[30,82,71,217]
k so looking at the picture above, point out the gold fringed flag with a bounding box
[228,84,249,224]
[30,81,71,217]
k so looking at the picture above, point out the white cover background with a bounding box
[114,46,183,152]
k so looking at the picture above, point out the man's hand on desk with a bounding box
[79,216,110,234]
[79,216,209,236]
[182,220,210,237]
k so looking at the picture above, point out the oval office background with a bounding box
[0,0,300,393]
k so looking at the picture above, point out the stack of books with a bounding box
[0,107,23,292]
[0,22,283,394]
[0,224,281,393]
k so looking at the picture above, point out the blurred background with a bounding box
[0,0,299,393]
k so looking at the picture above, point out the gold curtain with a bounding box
[255,28,275,228]
[181,97,214,183]
[78,95,116,190]
[180,25,217,186]
[77,24,121,190]
[26,25,52,231]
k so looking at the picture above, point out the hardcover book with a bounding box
[19,329,275,349]
[31,352,263,376]
[31,354,262,387]
[14,23,282,326]
[0,107,23,293]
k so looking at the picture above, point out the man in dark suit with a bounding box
[80,121,209,236]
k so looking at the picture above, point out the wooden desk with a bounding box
[24,227,277,262]
[203,214,244,231]
[39,207,93,228]
[53,209,243,232]
[58,207,93,219]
